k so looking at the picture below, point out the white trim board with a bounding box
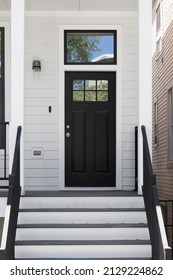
[58,25,122,190]
[0,21,10,122]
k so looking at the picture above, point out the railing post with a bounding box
[141,125,172,259]
[0,126,21,259]
[135,126,138,191]
[0,122,9,181]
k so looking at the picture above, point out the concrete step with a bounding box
[16,223,150,240]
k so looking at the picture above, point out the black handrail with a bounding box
[141,125,172,259]
[0,126,21,259]
[135,126,138,191]
[0,122,9,181]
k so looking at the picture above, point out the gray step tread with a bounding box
[23,191,140,197]
[15,240,151,246]
[19,208,145,212]
[17,223,148,229]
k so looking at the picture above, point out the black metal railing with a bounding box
[141,125,172,259]
[160,199,173,259]
[0,126,21,260]
[135,126,138,191]
[0,122,9,181]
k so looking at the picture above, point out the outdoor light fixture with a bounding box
[32,60,41,72]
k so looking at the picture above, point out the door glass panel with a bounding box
[85,80,96,90]
[65,31,116,64]
[73,80,84,90]
[97,80,108,90]
[85,91,96,102]
[72,79,109,102]
[97,91,108,102]
[73,91,84,101]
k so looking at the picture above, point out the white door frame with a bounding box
[58,24,122,190]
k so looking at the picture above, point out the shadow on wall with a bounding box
[0,218,4,245]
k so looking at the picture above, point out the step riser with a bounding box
[15,244,151,259]
[18,211,147,224]
[19,197,144,209]
[16,228,150,241]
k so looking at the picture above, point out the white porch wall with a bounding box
[24,13,138,191]
[10,0,25,192]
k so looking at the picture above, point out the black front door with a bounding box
[65,72,116,186]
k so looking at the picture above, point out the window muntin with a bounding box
[65,30,117,64]
[73,79,109,102]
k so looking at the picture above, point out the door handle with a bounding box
[66,132,70,138]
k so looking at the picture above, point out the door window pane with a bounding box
[85,91,96,102]
[65,31,116,64]
[97,91,108,102]
[73,91,84,101]
[72,79,109,102]
[73,80,84,90]
[85,80,96,90]
[97,80,108,90]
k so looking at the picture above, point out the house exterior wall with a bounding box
[152,0,173,247]
[24,13,139,191]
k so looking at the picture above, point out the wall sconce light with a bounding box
[32,60,41,72]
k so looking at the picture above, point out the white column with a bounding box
[9,0,25,192]
[138,0,152,194]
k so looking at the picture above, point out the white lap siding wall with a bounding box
[24,14,138,191]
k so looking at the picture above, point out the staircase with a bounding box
[15,191,152,260]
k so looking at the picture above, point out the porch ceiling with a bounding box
[0,0,137,11]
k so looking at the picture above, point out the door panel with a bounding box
[95,111,108,172]
[65,72,116,186]
[71,111,86,172]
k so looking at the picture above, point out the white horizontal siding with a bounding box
[24,17,59,190]
[25,89,58,98]
[25,160,59,169]
[25,134,58,143]
[25,151,59,160]
[117,15,138,191]
[25,125,58,134]
[25,142,58,150]
[24,14,138,190]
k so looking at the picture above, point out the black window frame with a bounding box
[64,30,117,65]
[0,27,5,149]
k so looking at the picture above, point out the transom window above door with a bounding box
[73,79,109,102]
[64,30,117,64]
